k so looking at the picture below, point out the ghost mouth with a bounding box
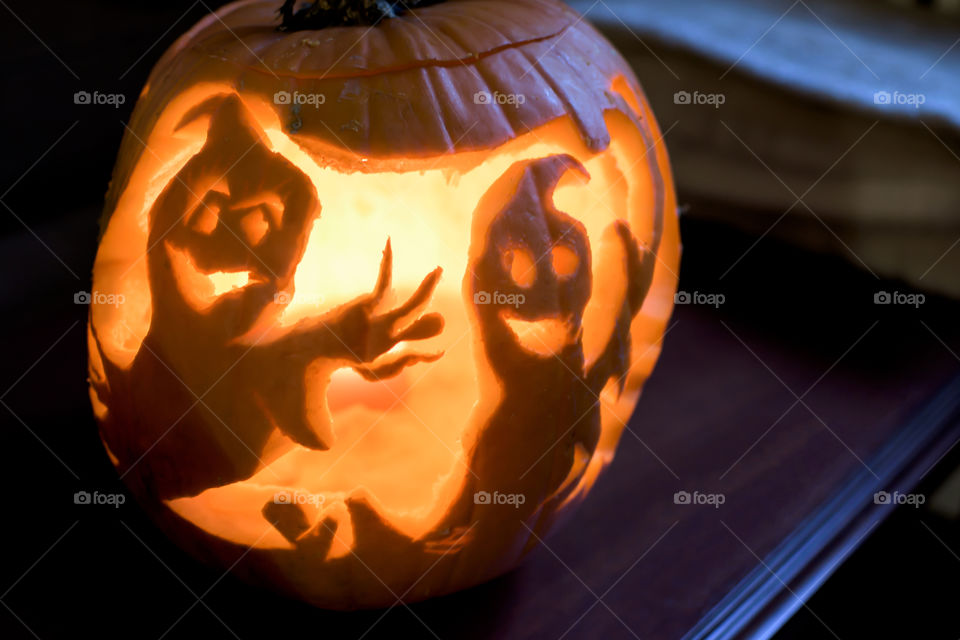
[165,242,263,311]
[501,312,577,356]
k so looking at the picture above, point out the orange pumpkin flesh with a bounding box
[87,0,680,608]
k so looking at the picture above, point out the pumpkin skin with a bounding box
[87,0,679,608]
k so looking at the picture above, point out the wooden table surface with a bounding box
[2,210,958,640]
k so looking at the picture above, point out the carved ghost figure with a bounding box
[93,95,443,499]
[459,154,646,518]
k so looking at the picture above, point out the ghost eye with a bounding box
[235,192,284,228]
[503,247,535,288]
[190,202,220,234]
[551,245,579,278]
[188,188,228,235]
[240,209,269,245]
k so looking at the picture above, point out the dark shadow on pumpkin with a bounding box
[199,552,522,639]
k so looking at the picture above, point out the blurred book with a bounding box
[570,0,960,296]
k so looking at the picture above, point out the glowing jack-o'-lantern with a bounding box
[87,0,679,608]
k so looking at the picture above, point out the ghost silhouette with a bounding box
[92,95,443,500]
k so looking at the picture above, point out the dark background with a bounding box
[2,1,960,639]
[1,2,214,229]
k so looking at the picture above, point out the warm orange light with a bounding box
[92,86,662,542]
[87,0,679,610]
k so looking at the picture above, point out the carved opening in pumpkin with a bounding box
[89,82,668,553]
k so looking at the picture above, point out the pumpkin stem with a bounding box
[278,0,439,30]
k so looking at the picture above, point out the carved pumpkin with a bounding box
[87,0,679,608]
